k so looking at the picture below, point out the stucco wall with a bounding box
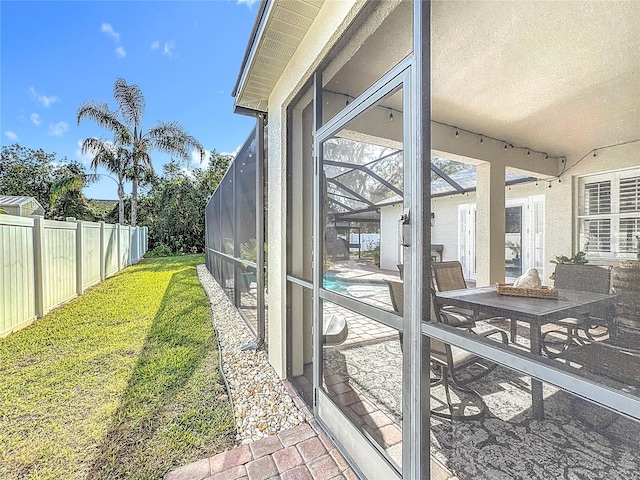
[261,0,639,376]
[547,142,640,267]
[265,0,364,378]
[430,141,640,283]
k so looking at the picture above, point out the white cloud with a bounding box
[30,113,42,126]
[151,40,176,58]
[5,131,19,141]
[48,121,69,137]
[115,46,127,58]
[29,86,59,108]
[163,41,175,58]
[101,23,120,42]
[191,148,212,167]
[237,0,259,7]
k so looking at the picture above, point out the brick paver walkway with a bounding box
[165,381,358,480]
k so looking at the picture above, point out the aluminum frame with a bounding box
[313,60,414,477]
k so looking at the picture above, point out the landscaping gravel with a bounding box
[196,265,306,444]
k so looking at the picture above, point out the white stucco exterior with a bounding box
[265,0,363,378]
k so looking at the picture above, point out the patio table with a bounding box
[435,286,618,420]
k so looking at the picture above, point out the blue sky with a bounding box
[1,0,259,200]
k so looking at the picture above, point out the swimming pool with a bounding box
[323,271,388,296]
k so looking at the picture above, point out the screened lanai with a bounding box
[222,1,640,479]
[205,125,268,347]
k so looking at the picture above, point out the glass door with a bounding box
[314,69,410,480]
[458,204,477,281]
[505,205,523,279]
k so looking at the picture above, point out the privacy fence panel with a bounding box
[0,215,148,337]
[130,227,139,264]
[41,219,77,312]
[82,221,102,289]
[120,226,131,268]
[104,224,119,277]
[0,216,36,334]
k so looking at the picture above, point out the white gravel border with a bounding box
[196,265,305,444]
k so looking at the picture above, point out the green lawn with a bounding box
[0,255,235,480]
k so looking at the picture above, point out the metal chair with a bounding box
[542,264,613,358]
[432,260,490,328]
[385,278,508,421]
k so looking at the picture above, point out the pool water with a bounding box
[323,272,387,296]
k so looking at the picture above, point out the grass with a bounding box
[0,255,236,480]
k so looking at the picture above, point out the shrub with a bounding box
[146,244,174,257]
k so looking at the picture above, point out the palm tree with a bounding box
[49,168,97,220]
[77,78,204,226]
[81,137,131,225]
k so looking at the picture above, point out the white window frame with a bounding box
[577,167,640,261]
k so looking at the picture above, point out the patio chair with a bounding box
[541,264,613,358]
[432,260,488,328]
[385,278,508,421]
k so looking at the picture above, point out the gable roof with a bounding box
[0,195,45,216]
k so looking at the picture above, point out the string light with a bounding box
[439,122,563,162]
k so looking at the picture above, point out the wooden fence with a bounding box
[0,215,148,337]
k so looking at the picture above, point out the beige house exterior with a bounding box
[206,1,640,478]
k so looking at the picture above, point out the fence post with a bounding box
[116,224,121,271]
[68,218,84,295]
[99,221,106,281]
[33,215,46,318]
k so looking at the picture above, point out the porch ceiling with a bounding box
[235,1,639,160]
[431,1,640,160]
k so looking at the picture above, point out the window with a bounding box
[578,168,640,259]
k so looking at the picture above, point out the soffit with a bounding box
[234,0,323,112]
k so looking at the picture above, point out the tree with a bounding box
[0,144,96,221]
[0,144,57,209]
[141,151,231,253]
[77,78,204,226]
[81,137,132,224]
[48,164,97,221]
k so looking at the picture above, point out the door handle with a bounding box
[400,210,410,247]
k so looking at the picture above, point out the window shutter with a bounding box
[619,176,640,213]
[619,217,640,252]
[584,180,611,215]
[584,219,611,253]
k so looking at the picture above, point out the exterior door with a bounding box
[313,67,411,480]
